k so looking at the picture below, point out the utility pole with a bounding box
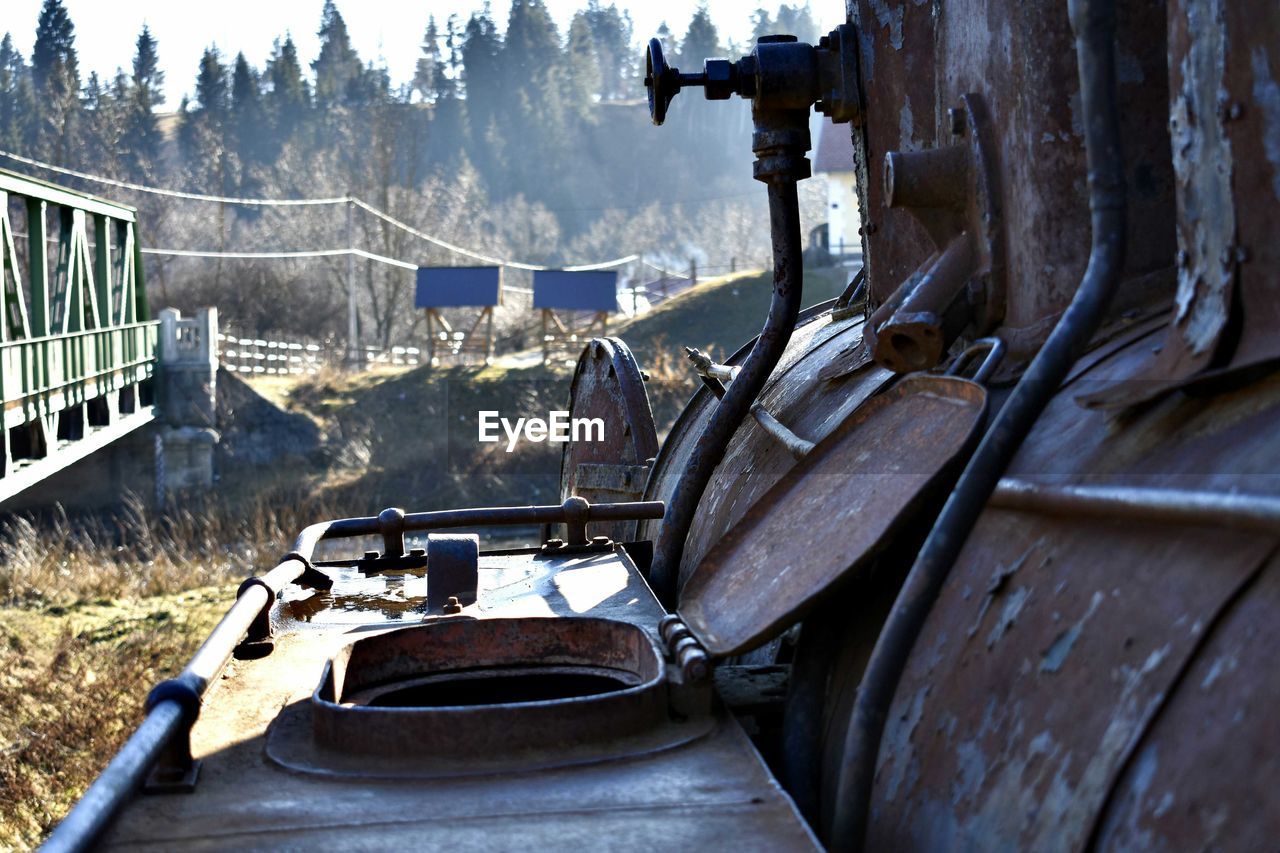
[345,197,358,365]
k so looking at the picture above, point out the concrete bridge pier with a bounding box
[155,308,219,504]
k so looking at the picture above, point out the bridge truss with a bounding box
[0,168,157,503]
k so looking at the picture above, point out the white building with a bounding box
[814,120,861,257]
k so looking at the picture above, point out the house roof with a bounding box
[814,120,856,173]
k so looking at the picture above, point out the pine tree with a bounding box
[265,35,309,128]
[413,16,443,103]
[178,47,232,190]
[751,8,774,43]
[774,4,819,43]
[231,52,266,179]
[120,25,164,178]
[565,13,600,113]
[461,7,501,148]
[313,0,362,109]
[583,1,633,101]
[678,5,723,69]
[30,0,81,164]
[0,33,35,153]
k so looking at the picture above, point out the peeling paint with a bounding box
[1199,652,1238,689]
[986,585,1031,649]
[869,0,905,51]
[1251,46,1280,201]
[1170,0,1235,355]
[1040,590,1104,673]
[900,97,915,150]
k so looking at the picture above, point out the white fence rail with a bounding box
[217,333,422,375]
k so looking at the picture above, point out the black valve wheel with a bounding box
[645,38,679,126]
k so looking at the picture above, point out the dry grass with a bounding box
[0,491,339,607]
[0,589,229,848]
[0,489,343,849]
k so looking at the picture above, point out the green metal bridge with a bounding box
[0,168,158,503]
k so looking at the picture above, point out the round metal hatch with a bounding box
[677,374,989,658]
[266,617,716,779]
[559,338,659,541]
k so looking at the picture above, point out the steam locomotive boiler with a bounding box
[46,0,1280,850]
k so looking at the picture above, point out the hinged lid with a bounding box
[677,374,989,657]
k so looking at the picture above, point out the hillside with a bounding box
[224,264,854,517]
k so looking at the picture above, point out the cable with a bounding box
[141,246,417,271]
[348,198,638,271]
[0,150,348,206]
[3,149,644,272]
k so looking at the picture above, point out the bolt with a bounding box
[363,550,380,560]
[443,596,463,614]
[703,58,735,100]
[591,535,612,547]
[544,538,565,549]
[948,108,966,136]
[865,222,878,234]
[1228,101,1245,121]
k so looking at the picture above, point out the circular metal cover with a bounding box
[678,374,989,657]
[560,338,659,542]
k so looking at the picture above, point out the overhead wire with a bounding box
[1,149,643,273]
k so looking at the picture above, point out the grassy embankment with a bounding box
[0,265,850,846]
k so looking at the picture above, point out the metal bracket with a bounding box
[142,675,203,794]
[868,94,1006,373]
[232,576,276,659]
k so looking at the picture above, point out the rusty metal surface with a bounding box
[868,93,1005,372]
[637,305,851,547]
[1088,0,1280,405]
[867,511,1276,850]
[849,0,1174,357]
[1093,551,1280,851]
[100,544,820,851]
[641,313,897,595]
[679,374,987,657]
[859,318,1280,848]
[560,339,659,543]
[310,618,667,760]
[283,545,666,631]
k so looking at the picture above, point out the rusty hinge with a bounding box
[658,614,710,682]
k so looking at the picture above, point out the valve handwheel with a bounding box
[645,38,680,126]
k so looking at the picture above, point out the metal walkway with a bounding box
[0,169,157,504]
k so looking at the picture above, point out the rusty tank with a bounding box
[46,0,1280,849]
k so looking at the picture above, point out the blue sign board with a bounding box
[415,266,502,308]
[532,270,618,312]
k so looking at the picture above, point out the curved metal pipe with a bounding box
[829,0,1127,847]
[648,179,805,605]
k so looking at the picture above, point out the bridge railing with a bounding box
[0,321,159,429]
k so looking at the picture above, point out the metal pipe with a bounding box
[830,0,1127,847]
[649,179,805,604]
[314,499,666,544]
[750,400,815,460]
[991,480,1280,532]
[42,556,310,853]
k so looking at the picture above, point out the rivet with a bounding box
[865,222,878,234]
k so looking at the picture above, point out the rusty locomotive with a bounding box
[46,0,1280,849]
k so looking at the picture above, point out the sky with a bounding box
[6,1,845,111]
